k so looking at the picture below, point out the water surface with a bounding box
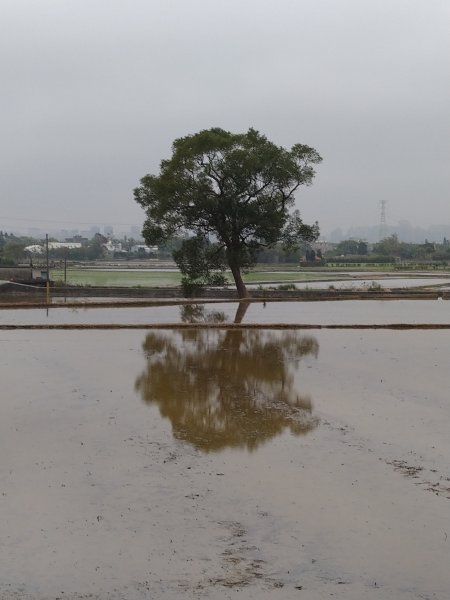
[1,329,450,599]
[1,299,449,326]
[135,329,319,451]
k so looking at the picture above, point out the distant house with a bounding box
[64,235,88,244]
[24,242,82,254]
[102,240,125,257]
[130,244,158,256]
[48,242,82,250]
[24,244,44,255]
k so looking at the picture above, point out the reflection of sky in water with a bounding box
[135,329,319,452]
[1,299,449,325]
[247,277,450,290]
[247,278,450,289]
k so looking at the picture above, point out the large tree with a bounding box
[134,127,322,297]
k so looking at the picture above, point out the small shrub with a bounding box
[180,277,204,297]
[277,283,297,291]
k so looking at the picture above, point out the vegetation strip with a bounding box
[2,323,450,330]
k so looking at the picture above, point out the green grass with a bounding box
[241,271,337,283]
[52,268,348,288]
[52,270,182,287]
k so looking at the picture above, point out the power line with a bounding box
[0,216,142,227]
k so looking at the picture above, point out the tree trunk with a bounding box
[229,264,248,299]
[233,301,250,324]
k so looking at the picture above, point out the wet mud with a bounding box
[1,324,450,598]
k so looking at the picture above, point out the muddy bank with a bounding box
[2,322,450,330]
[1,282,450,305]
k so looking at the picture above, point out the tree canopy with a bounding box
[134,127,322,297]
[333,239,368,256]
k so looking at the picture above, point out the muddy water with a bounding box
[134,330,319,451]
[1,299,450,326]
[1,329,450,599]
[248,277,450,289]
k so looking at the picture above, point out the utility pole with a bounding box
[46,233,50,304]
[379,200,387,241]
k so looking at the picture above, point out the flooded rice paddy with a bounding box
[1,301,450,599]
[248,277,450,290]
[1,299,450,327]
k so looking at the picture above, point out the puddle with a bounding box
[1,329,450,599]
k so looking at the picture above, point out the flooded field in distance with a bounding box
[1,298,450,326]
[248,277,450,290]
[1,328,450,599]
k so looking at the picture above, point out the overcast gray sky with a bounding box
[1,0,449,236]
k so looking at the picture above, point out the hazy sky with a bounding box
[1,0,449,236]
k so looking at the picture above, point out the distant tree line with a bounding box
[324,234,450,264]
[0,231,36,265]
[2,229,450,268]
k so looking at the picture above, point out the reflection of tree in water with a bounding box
[135,329,319,452]
[180,301,249,325]
[180,304,228,324]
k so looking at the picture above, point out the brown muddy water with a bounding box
[1,299,450,327]
[1,328,450,599]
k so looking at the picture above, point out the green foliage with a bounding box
[180,304,228,323]
[335,239,358,255]
[331,239,368,256]
[358,241,368,255]
[134,127,321,297]
[0,232,34,264]
[372,234,402,257]
[157,235,185,257]
[281,210,319,252]
[256,244,302,263]
[85,239,104,260]
[173,235,227,296]
[373,235,436,260]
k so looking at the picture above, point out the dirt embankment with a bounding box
[1,283,449,306]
